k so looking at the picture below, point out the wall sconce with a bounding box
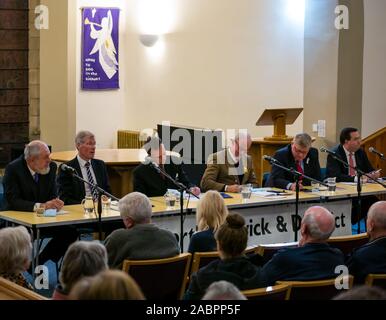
[139,34,159,47]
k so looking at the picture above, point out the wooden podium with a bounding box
[250,108,303,186]
[256,108,303,141]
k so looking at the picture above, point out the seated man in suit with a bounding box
[326,127,380,183]
[267,133,321,190]
[326,127,380,223]
[133,136,200,197]
[200,132,257,192]
[57,131,111,204]
[261,206,345,285]
[2,140,78,266]
[347,201,386,283]
[104,192,180,269]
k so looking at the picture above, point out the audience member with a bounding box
[202,280,247,300]
[52,241,108,300]
[188,191,228,254]
[261,206,345,285]
[333,285,386,300]
[104,192,180,269]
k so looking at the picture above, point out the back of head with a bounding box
[293,133,312,148]
[119,192,152,224]
[60,241,108,293]
[0,226,31,274]
[301,206,335,242]
[368,201,386,232]
[197,190,228,232]
[333,285,386,300]
[70,270,145,300]
[215,212,248,257]
[202,281,247,300]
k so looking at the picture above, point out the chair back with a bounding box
[122,253,191,300]
[256,242,299,265]
[0,277,46,300]
[242,284,291,300]
[277,275,354,300]
[327,233,369,255]
[365,274,386,290]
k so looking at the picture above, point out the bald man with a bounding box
[347,201,386,283]
[3,140,78,266]
[200,132,257,192]
[261,206,345,285]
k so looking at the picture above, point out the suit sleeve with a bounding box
[312,149,322,182]
[200,154,226,192]
[177,163,194,189]
[326,154,354,182]
[3,165,35,212]
[57,166,80,205]
[267,151,292,189]
[361,151,375,173]
[133,168,148,195]
[246,156,258,186]
[100,161,112,194]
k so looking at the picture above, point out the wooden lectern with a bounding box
[250,108,303,186]
[256,108,303,141]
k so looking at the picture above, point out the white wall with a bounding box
[47,0,305,150]
[362,0,386,137]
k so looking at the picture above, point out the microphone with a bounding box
[369,147,384,158]
[60,163,76,173]
[263,155,278,163]
[320,147,338,157]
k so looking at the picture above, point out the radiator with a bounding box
[117,130,144,149]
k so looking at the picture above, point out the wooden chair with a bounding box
[256,242,299,265]
[190,246,260,276]
[277,275,354,300]
[242,284,291,300]
[0,277,47,300]
[122,253,192,300]
[327,233,369,255]
[365,274,386,290]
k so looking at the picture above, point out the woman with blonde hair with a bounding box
[69,270,145,300]
[188,190,228,254]
[0,226,33,290]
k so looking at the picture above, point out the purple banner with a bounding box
[82,8,120,90]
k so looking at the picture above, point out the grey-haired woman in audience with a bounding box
[52,241,108,300]
[0,226,33,290]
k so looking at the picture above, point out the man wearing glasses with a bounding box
[267,133,321,190]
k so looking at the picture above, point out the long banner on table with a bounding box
[154,200,352,252]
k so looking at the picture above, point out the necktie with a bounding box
[33,173,39,183]
[296,161,303,182]
[349,153,356,176]
[85,162,98,200]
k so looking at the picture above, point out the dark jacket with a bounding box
[347,236,386,284]
[184,256,264,300]
[267,145,321,189]
[188,229,217,254]
[3,155,58,211]
[261,242,345,285]
[57,157,111,205]
[326,144,374,182]
[133,156,194,197]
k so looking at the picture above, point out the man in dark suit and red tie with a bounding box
[267,133,321,190]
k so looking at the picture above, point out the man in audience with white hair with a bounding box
[347,201,386,283]
[104,192,180,269]
[202,281,247,300]
[0,226,33,290]
[261,206,345,285]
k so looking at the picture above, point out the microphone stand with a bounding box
[265,158,328,242]
[326,152,386,233]
[67,170,120,240]
[148,162,199,252]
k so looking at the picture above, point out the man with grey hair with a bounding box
[201,131,257,192]
[347,201,386,283]
[104,192,180,269]
[267,133,321,190]
[261,206,344,285]
[202,281,247,300]
[3,140,78,265]
[57,130,111,205]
